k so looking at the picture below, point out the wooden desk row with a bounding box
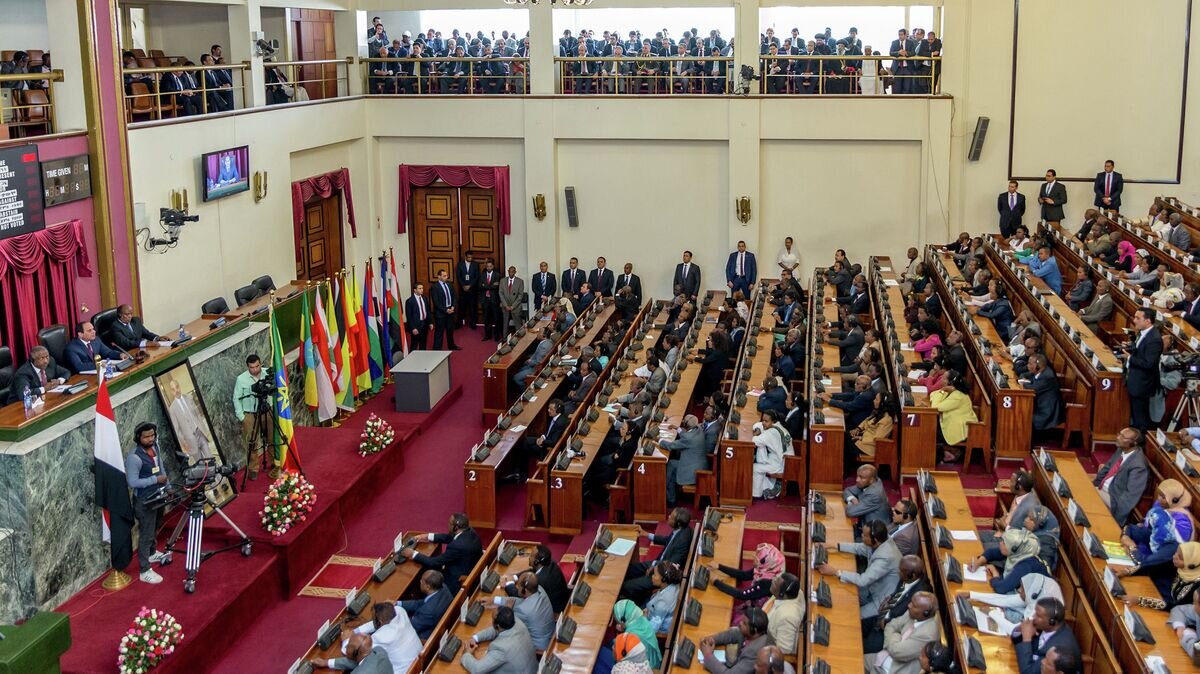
[1032,450,1192,673]
[804,492,865,673]
[807,273,847,490]
[928,250,1032,459]
[481,301,585,420]
[465,301,618,529]
[718,281,775,502]
[667,508,747,673]
[1155,196,1200,256]
[1146,430,1200,522]
[1097,209,1200,280]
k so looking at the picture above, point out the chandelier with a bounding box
[503,0,595,5]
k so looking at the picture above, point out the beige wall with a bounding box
[146,2,232,61]
[0,0,48,53]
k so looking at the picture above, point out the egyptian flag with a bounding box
[93,376,134,571]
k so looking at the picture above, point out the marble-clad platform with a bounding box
[0,323,311,623]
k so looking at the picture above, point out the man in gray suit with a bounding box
[643,354,667,395]
[1168,592,1199,659]
[1168,213,1192,251]
[1092,426,1149,526]
[866,592,941,674]
[699,607,773,674]
[499,266,525,337]
[1078,279,1114,334]
[662,414,708,506]
[844,465,891,527]
[463,606,538,674]
[312,632,394,673]
[817,520,901,641]
[888,499,920,557]
[511,327,553,387]
[701,405,721,454]
[494,571,554,650]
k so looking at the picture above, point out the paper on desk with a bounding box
[963,566,989,582]
[603,405,619,413]
[975,607,1017,636]
[748,388,764,397]
[880,266,893,272]
[156,341,173,348]
[604,538,636,557]
[699,651,727,665]
[907,370,925,380]
[821,378,833,386]
[883,279,900,287]
[950,529,979,541]
[911,386,929,393]
[48,385,70,394]
[634,365,652,378]
[528,396,537,403]
[510,425,527,434]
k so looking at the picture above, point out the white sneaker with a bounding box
[148,550,166,564]
[140,569,163,584]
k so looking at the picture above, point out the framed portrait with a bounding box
[152,361,235,512]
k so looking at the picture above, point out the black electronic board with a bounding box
[0,144,45,240]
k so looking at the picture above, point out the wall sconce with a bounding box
[532,193,547,221]
[254,171,269,203]
[735,196,751,224]
[170,188,189,214]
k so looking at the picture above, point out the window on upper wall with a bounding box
[118,5,149,51]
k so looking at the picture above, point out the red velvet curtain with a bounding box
[0,220,92,361]
[291,168,358,258]
[396,164,510,235]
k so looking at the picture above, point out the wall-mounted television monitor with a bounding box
[201,145,249,201]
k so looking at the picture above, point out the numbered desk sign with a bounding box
[1177,449,1190,471]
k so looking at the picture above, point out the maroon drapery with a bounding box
[291,168,358,258]
[0,219,92,360]
[396,164,511,235]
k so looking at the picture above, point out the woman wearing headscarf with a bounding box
[1112,237,1137,273]
[643,561,683,634]
[1118,479,1196,577]
[612,600,662,669]
[1126,541,1200,611]
[709,543,786,608]
[967,573,1064,625]
[969,528,1049,594]
[1152,271,1185,309]
[610,633,653,674]
[1023,505,1061,572]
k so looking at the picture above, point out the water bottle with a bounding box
[178,323,186,340]
[105,360,114,379]
[22,386,32,412]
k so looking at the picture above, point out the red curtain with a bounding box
[290,168,358,258]
[0,220,92,361]
[396,164,511,235]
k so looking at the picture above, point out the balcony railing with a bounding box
[757,55,941,95]
[122,63,249,121]
[265,58,352,103]
[0,70,63,138]
[361,57,529,95]
[555,56,734,94]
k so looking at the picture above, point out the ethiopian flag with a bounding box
[269,302,300,470]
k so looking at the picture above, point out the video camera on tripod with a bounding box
[249,367,277,407]
[1164,351,1200,380]
[182,458,236,488]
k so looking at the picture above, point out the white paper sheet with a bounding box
[951,529,979,541]
[963,566,989,582]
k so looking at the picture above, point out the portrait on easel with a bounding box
[153,361,235,511]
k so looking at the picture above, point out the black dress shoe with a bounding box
[452,346,463,351]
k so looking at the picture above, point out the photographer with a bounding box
[1153,332,1184,425]
[232,354,269,479]
[125,423,168,585]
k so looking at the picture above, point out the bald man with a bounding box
[755,646,796,674]
[662,414,708,507]
[867,554,931,654]
[867,591,941,674]
[311,632,394,673]
[844,465,890,526]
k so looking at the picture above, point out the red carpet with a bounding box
[299,556,378,598]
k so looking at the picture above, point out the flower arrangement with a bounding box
[260,471,317,536]
[357,413,396,457]
[117,607,184,674]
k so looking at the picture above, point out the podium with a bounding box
[391,351,452,412]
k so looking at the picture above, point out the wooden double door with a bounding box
[409,185,503,324]
[296,193,344,281]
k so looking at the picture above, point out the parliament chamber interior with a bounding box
[1,1,1200,673]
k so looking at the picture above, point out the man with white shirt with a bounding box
[492,571,554,650]
[1015,598,1080,674]
[1168,213,1192,251]
[1093,159,1123,212]
[1091,426,1149,525]
[7,346,70,405]
[515,399,565,478]
[63,320,122,374]
[865,556,931,656]
[348,603,422,673]
[816,520,901,641]
[673,250,702,301]
[530,261,556,313]
[1168,591,1200,659]
[866,592,940,674]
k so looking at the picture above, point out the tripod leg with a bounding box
[164,508,189,556]
[184,506,203,593]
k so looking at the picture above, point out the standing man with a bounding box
[588,256,615,298]
[997,180,1025,238]
[404,284,431,350]
[726,240,758,298]
[530,261,556,313]
[431,270,460,350]
[1123,309,1162,431]
[1039,169,1068,226]
[888,29,915,94]
[479,260,501,341]
[232,354,267,478]
[499,266,525,337]
[456,251,480,330]
[125,422,169,584]
[673,250,702,301]
[561,257,586,305]
[1093,159,1123,213]
[618,263,642,303]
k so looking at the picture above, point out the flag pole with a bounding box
[95,358,132,591]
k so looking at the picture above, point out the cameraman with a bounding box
[232,354,268,479]
[1152,332,1184,425]
[125,422,168,585]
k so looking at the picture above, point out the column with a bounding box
[728,99,761,251]
[227,0,266,109]
[334,10,365,96]
[527,2,554,95]
[733,0,760,89]
[47,0,86,131]
[523,100,556,270]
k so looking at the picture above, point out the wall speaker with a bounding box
[968,116,990,161]
[565,186,579,228]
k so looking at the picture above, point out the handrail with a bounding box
[123,63,249,75]
[263,57,354,67]
[554,55,733,61]
[0,69,64,83]
[0,71,62,138]
[361,56,529,62]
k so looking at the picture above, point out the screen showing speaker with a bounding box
[201,145,250,201]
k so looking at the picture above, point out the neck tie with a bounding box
[738,253,744,275]
[86,341,94,360]
[1102,455,1124,483]
[1105,173,1112,197]
[418,297,426,320]
[443,282,451,304]
[1010,193,1016,209]
[541,272,546,287]
[39,368,47,386]
[508,278,513,291]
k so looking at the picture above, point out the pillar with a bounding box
[527,2,554,95]
[227,0,265,109]
[334,10,365,96]
[733,0,760,88]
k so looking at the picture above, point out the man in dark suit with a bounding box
[109,304,160,353]
[997,180,1026,237]
[158,68,201,116]
[1177,282,1200,330]
[514,399,566,479]
[1093,159,1123,212]
[616,263,642,303]
[696,47,727,94]
[198,54,232,112]
[837,280,870,315]
[888,29,916,94]
[588,256,615,298]
[673,250,702,300]
[865,554,930,653]
[621,507,693,603]
[478,260,501,341]
[401,513,483,592]
[430,270,460,350]
[1021,354,1064,436]
[1123,308,1162,430]
[561,257,586,304]
[456,251,480,330]
[64,321,122,374]
[1074,208,1100,242]
[725,240,757,298]
[404,284,431,350]
[530,261,556,312]
[825,375,876,431]
[1015,598,1080,674]
[398,570,453,641]
[1092,427,1150,526]
[1039,169,1068,225]
[7,346,71,405]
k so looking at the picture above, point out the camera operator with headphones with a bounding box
[232,354,269,480]
[125,422,169,585]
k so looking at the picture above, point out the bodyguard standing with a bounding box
[997,180,1025,237]
[431,270,460,350]
[456,251,480,330]
[1039,169,1068,226]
